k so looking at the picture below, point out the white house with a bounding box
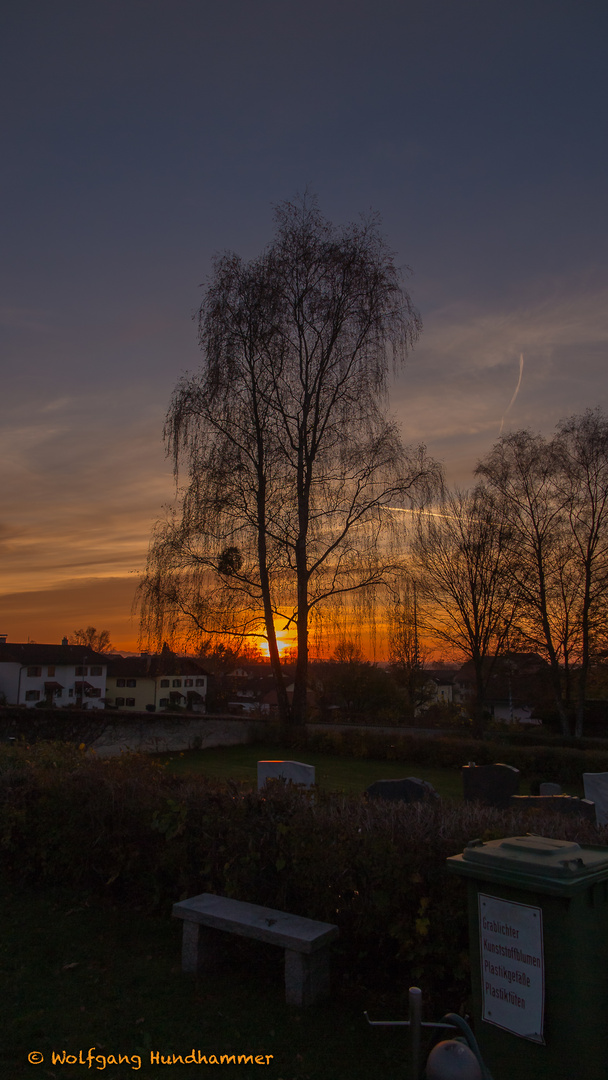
[0,639,108,708]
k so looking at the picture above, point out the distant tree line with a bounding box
[414,408,608,737]
[70,627,113,653]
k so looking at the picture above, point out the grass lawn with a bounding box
[155,742,539,800]
[1,886,420,1080]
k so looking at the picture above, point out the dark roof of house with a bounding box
[105,653,209,678]
[426,668,460,684]
[456,653,548,682]
[0,642,109,666]
[226,663,296,679]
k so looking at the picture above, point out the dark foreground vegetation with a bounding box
[2,739,608,1032]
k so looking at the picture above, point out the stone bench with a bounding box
[172,893,339,1006]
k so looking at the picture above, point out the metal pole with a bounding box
[409,986,422,1080]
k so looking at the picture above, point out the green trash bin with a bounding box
[447,834,608,1080]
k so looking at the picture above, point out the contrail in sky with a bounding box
[499,352,524,435]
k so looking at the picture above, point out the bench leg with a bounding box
[181,922,224,974]
[284,948,330,1006]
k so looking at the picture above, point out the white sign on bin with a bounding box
[479,893,545,1044]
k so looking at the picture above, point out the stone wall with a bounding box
[90,716,263,756]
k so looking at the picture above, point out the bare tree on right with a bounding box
[412,486,517,737]
[477,409,608,736]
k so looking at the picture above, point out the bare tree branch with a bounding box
[138,194,440,722]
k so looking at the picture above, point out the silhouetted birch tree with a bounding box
[139,195,439,723]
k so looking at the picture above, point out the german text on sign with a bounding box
[479,893,545,1043]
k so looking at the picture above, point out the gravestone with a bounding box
[510,795,596,821]
[365,777,439,804]
[462,763,520,808]
[257,760,315,790]
[539,782,562,796]
[583,773,608,825]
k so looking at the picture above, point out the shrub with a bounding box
[0,707,112,746]
[256,724,608,786]
[1,741,607,1014]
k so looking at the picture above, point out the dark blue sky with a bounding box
[1,0,607,646]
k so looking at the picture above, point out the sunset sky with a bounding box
[2,1,607,651]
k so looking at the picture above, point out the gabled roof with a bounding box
[456,653,548,682]
[105,653,209,679]
[226,663,296,680]
[426,667,460,684]
[0,642,109,666]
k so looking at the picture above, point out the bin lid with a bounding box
[447,834,608,895]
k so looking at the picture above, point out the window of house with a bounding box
[27,666,41,677]
[172,679,182,687]
[115,697,125,707]
[75,666,87,676]
[159,698,168,707]
[68,688,73,697]
[160,679,169,687]
[90,665,102,676]
[196,678,205,687]
[126,679,136,687]
[185,679,193,687]
[47,666,55,677]
[126,697,135,707]
[25,690,40,701]
[116,678,126,687]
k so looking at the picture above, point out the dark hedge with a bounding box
[2,742,608,1014]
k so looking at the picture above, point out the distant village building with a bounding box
[218,664,320,716]
[0,639,108,708]
[105,648,208,712]
[0,639,209,714]
[0,639,555,725]
[224,666,287,715]
[452,653,550,724]
[423,667,459,708]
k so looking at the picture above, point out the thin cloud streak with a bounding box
[499,352,524,435]
[395,279,608,484]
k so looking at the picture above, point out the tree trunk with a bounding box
[291,522,310,726]
[292,607,309,726]
[536,555,572,735]
[472,656,486,740]
[289,424,314,726]
[257,478,291,724]
[575,555,595,738]
[548,655,571,736]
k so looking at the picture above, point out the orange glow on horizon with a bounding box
[258,625,297,659]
